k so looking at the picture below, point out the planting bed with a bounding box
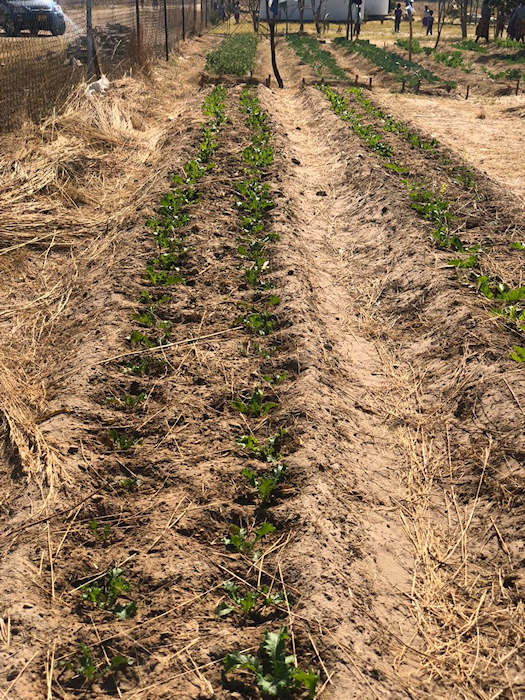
[0,26,524,700]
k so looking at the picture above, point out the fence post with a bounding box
[193,0,197,34]
[182,0,186,40]
[163,0,169,60]
[134,0,141,63]
[86,0,95,79]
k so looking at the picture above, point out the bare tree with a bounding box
[264,0,284,88]
[298,0,305,31]
[434,0,455,48]
[311,0,326,35]
[248,0,260,31]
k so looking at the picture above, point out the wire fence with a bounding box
[0,0,214,130]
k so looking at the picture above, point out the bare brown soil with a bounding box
[1,31,524,700]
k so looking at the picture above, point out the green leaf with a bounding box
[257,675,280,696]
[510,345,525,363]
[258,476,278,502]
[223,651,262,675]
[262,627,289,680]
[292,668,320,698]
[241,467,258,487]
[254,522,276,544]
[77,643,98,681]
[239,591,258,615]
[107,655,133,672]
[502,287,525,303]
[215,601,235,617]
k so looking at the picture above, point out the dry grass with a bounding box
[350,274,525,697]
[0,58,205,499]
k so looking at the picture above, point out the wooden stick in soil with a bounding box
[278,561,297,667]
[96,326,243,365]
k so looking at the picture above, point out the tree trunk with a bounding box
[346,0,351,40]
[434,0,449,50]
[265,0,283,88]
[460,0,468,37]
[299,0,304,31]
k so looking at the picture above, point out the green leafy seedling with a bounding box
[109,429,137,451]
[262,371,288,386]
[89,520,111,543]
[76,643,98,682]
[239,310,275,336]
[224,626,319,698]
[81,567,137,619]
[215,580,285,620]
[237,429,287,463]
[448,253,479,268]
[222,522,275,558]
[242,463,287,503]
[114,476,141,491]
[123,393,146,409]
[232,388,277,417]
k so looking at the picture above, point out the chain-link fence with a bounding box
[0,0,214,130]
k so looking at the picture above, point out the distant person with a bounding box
[422,4,430,28]
[355,13,361,37]
[405,1,415,21]
[426,9,434,34]
[475,0,491,43]
[495,9,506,38]
[394,2,402,32]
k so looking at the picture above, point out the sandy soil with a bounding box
[321,38,525,204]
[0,30,524,700]
[375,91,525,203]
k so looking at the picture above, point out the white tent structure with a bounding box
[259,0,389,22]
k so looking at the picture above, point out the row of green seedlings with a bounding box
[395,37,524,80]
[56,87,228,690]
[286,35,516,253]
[395,39,474,73]
[218,88,319,698]
[333,37,454,89]
[453,37,525,53]
[318,84,525,363]
[286,33,348,81]
[286,34,478,190]
[341,85,480,191]
[396,39,525,80]
[205,33,258,77]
